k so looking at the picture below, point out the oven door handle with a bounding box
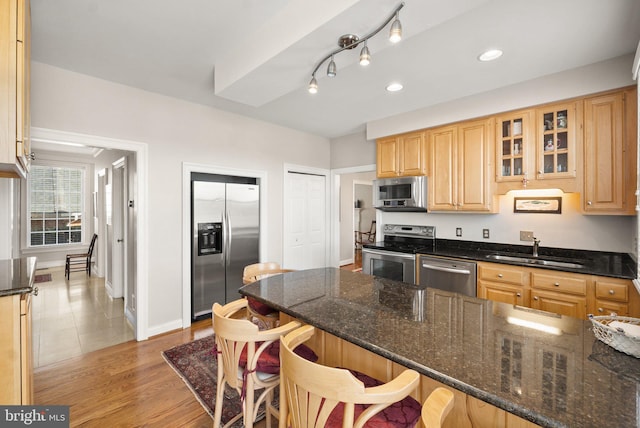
[422,263,471,275]
[362,249,415,260]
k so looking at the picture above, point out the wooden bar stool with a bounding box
[242,262,294,330]
[212,299,317,428]
[279,324,422,428]
[421,387,455,428]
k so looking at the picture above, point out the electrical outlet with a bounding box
[483,229,490,239]
[456,227,462,237]
[520,231,534,241]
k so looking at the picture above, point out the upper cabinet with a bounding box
[429,118,496,212]
[376,131,427,178]
[0,0,31,179]
[535,101,579,182]
[583,87,637,215]
[495,109,534,184]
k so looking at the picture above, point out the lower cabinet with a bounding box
[477,262,639,320]
[0,292,33,404]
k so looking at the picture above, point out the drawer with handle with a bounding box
[531,272,587,295]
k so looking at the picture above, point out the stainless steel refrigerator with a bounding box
[191,175,259,319]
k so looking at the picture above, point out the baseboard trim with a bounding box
[147,319,185,338]
[340,258,354,266]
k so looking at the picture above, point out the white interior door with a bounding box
[284,170,327,270]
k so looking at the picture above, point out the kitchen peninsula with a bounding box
[240,268,640,428]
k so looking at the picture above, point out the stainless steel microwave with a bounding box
[373,176,428,212]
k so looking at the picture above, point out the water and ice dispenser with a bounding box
[197,222,222,255]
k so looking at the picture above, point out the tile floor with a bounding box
[32,266,135,368]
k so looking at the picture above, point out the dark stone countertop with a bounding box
[367,238,637,279]
[240,268,640,428]
[0,257,37,297]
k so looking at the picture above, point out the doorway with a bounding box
[31,127,149,340]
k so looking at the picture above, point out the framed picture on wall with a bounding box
[514,197,562,214]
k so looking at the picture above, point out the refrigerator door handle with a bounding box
[225,210,232,266]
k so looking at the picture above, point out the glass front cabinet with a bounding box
[535,102,577,180]
[496,110,532,183]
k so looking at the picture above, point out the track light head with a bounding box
[327,56,337,77]
[308,76,318,94]
[389,12,402,43]
[359,42,371,66]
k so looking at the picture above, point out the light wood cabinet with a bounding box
[478,262,640,320]
[583,87,637,214]
[428,118,495,212]
[0,292,33,404]
[535,101,579,182]
[0,0,31,178]
[376,130,427,178]
[495,109,534,184]
[478,263,529,306]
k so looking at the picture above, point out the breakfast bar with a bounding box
[239,267,640,428]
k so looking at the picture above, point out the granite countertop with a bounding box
[368,238,637,279]
[0,257,37,297]
[240,268,640,428]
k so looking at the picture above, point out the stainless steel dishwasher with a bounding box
[417,254,477,297]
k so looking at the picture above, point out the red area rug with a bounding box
[34,273,52,283]
[162,334,268,426]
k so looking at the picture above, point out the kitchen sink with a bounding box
[485,254,584,269]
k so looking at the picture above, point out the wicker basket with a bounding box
[589,314,640,358]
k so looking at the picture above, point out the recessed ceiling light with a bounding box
[386,82,403,92]
[478,49,503,62]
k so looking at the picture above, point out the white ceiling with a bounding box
[30,0,640,141]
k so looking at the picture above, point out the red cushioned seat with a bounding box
[239,341,318,374]
[325,369,421,428]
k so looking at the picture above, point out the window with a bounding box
[28,165,85,246]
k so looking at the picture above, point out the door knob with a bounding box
[117,239,124,242]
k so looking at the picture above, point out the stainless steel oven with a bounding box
[362,224,436,284]
[362,248,416,283]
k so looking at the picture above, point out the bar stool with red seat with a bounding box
[212,299,317,428]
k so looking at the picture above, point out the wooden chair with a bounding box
[421,387,455,428]
[65,233,98,280]
[242,262,294,330]
[354,220,376,249]
[279,324,422,428]
[212,299,303,428]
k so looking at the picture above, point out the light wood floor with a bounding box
[35,263,363,427]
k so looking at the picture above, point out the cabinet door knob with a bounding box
[554,282,560,287]
[608,290,615,295]
[497,273,503,278]
[587,201,593,206]
[516,293,521,297]
[533,296,539,301]
[598,308,604,313]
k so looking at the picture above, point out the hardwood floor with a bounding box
[34,319,244,427]
[34,255,366,427]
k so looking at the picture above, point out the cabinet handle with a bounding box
[538,170,543,174]
[554,282,560,287]
[533,296,539,301]
[598,308,604,313]
[587,201,592,206]
[497,273,503,278]
[608,290,615,295]
[516,293,521,297]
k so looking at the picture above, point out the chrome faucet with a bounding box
[532,237,540,257]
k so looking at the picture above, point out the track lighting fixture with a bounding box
[359,41,371,66]
[327,55,337,77]
[308,2,404,94]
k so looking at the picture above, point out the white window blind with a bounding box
[28,165,84,246]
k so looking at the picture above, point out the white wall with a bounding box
[30,62,331,333]
[331,130,375,169]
